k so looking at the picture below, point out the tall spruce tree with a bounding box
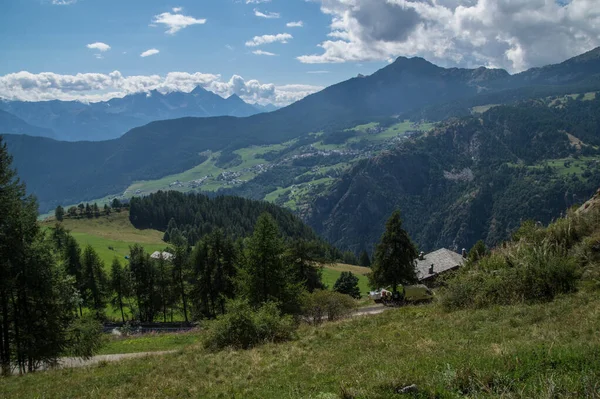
[128,245,157,322]
[172,239,191,323]
[109,259,129,323]
[284,240,325,292]
[0,137,74,374]
[370,211,418,292]
[55,205,65,222]
[359,250,371,267]
[81,246,109,319]
[239,213,305,314]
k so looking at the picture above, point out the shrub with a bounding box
[301,290,357,325]
[65,314,104,359]
[204,299,296,351]
[333,272,362,299]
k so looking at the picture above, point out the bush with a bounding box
[333,272,361,299]
[65,314,104,359]
[301,290,357,325]
[441,241,579,311]
[204,299,296,351]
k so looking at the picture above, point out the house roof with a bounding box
[150,251,174,261]
[415,248,465,281]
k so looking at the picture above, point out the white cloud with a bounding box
[245,33,292,47]
[299,0,600,72]
[254,9,280,19]
[86,42,111,52]
[246,0,271,3]
[51,0,77,4]
[0,71,323,107]
[140,49,160,57]
[152,9,206,35]
[253,50,277,56]
[286,21,304,27]
[307,70,330,74]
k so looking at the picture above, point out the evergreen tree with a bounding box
[81,246,109,319]
[128,245,157,322]
[85,203,92,218]
[154,255,174,322]
[333,271,362,299]
[285,240,325,292]
[55,205,65,222]
[172,239,191,323]
[111,198,122,210]
[342,251,359,265]
[190,230,237,318]
[63,235,84,315]
[370,211,418,292]
[109,259,129,323]
[359,250,371,267]
[67,206,78,218]
[0,137,75,374]
[239,213,305,314]
[104,204,111,216]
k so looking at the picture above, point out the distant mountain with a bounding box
[307,99,600,254]
[0,109,56,138]
[0,87,263,141]
[251,103,280,113]
[3,47,600,213]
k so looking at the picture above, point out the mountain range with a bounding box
[0,87,265,141]
[3,47,600,216]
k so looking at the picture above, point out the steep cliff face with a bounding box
[307,102,600,254]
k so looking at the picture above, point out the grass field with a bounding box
[4,290,599,398]
[321,263,371,295]
[99,330,203,355]
[42,211,167,268]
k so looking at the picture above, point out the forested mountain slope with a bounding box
[3,48,600,213]
[308,98,600,254]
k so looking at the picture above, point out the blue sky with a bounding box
[0,0,598,105]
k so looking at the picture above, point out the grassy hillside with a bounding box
[321,263,371,296]
[3,291,599,398]
[42,211,167,267]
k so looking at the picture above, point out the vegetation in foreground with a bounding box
[2,291,599,398]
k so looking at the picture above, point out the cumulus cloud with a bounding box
[298,0,600,72]
[287,21,304,27]
[152,9,206,35]
[253,50,277,56]
[245,33,292,47]
[140,49,160,57]
[254,9,280,19]
[0,71,323,106]
[86,42,111,52]
[246,0,271,3]
[51,0,77,4]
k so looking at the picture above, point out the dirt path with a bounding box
[352,305,388,317]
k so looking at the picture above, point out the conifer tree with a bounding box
[333,271,361,299]
[81,246,109,319]
[109,259,129,323]
[55,205,65,222]
[0,137,74,374]
[370,211,418,292]
[359,250,371,267]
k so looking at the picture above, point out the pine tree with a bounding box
[109,259,129,323]
[55,205,65,222]
[370,211,418,292]
[172,240,191,323]
[359,250,371,267]
[285,240,324,292]
[81,246,109,319]
[0,137,74,374]
[333,271,361,299]
[63,235,84,315]
[128,245,157,322]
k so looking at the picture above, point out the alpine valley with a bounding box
[3,47,600,254]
